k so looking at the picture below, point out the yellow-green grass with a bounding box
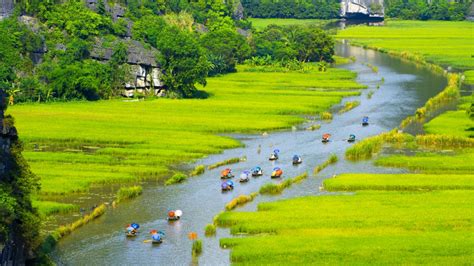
[115,186,143,203]
[204,223,216,237]
[249,18,332,30]
[375,151,474,174]
[337,20,474,71]
[225,193,258,211]
[464,70,474,85]
[192,239,203,257]
[259,173,308,195]
[424,101,474,138]
[324,173,474,191]
[189,164,205,176]
[165,173,188,185]
[338,100,360,114]
[217,190,474,265]
[8,65,363,211]
[33,200,78,217]
[208,157,242,170]
[313,154,338,174]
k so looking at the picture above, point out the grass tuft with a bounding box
[165,173,188,185]
[116,186,143,203]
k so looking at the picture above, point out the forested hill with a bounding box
[0,0,336,102]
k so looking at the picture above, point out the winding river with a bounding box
[52,42,447,265]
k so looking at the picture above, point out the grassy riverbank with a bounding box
[8,64,364,212]
[337,20,474,79]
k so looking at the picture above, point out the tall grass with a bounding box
[259,173,308,195]
[225,193,258,211]
[190,164,205,176]
[320,112,333,120]
[416,134,474,148]
[313,154,338,174]
[204,223,216,237]
[338,101,360,114]
[192,240,202,257]
[207,157,243,170]
[33,201,78,217]
[115,186,143,203]
[165,172,188,185]
[345,130,413,160]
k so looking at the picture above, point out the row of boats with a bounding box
[125,210,183,244]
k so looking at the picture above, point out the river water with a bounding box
[52,42,446,265]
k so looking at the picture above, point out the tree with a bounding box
[97,0,107,16]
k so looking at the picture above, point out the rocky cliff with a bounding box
[0,0,13,20]
[340,0,385,19]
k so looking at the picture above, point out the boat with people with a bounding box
[221,180,234,191]
[251,166,263,176]
[269,149,280,161]
[125,223,140,237]
[362,116,369,126]
[149,230,165,245]
[239,170,250,183]
[167,210,183,221]
[292,155,302,165]
[271,167,283,178]
[220,168,234,179]
[322,133,331,143]
[348,134,356,142]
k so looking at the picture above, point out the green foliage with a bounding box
[204,223,216,236]
[190,165,206,176]
[313,154,338,174]
[115,186,143,203]
[241,0,340,19]
[192,239,203,257]
[225,193,258,211]
[385,0,470,20]
[259,173,307,194]
[254,25,334,63]
[338,100,360,114]
[33,201,78,217]
[165,173,188,185]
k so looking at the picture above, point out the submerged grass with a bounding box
[313,154,338,174]
[192,240,202,257]
[338,100,360,114]
[259,173,308,195]
[204,224,216,237]
[207,157,242,170]
[165,173,188,185]
[225,193,258,211]
[115,186,143,203]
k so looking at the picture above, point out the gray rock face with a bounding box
[0,0,14,20]
[340,0,384,19]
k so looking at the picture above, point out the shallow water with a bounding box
[52,42,446,265]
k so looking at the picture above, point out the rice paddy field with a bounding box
[8,65,364,209]
[337,20,474,74]
[249,18,332,30]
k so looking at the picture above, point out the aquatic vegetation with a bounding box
[115,186,143,203]
[324,173,474,191]
[366,63,378,73]
[367,90,374,99]
[313,154,338,174]
[33,201,78,217]
[259,173,308,195]
[192,240,202,257]
[165,173,188,185]
[345,130,414,160]
[189,165,205,176]
[207,157,242,170]
[204,224,216,237]
[225,193,258,211]
[320,112,333,120]
[338,100,360,114]
[306,124,321,131]
[216,191,473,264]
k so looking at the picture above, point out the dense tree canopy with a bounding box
[385,0,471,20]
[241,0,340,19]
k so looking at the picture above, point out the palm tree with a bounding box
[6,87,20,105]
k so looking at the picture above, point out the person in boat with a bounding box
[240,171,250,182]
[150,230,165,244]
[252,166,263,176]
[167,210,182,221]
[271,167,283,178]
[220,168,233,179]
[126,223,140,236]
[362,116,369,126]
[221,180,234,191]
[322,133,331,143]
[348,134,356,142]
[292,155,302,164]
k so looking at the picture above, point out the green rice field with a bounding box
[337,20,474,73]
[8,65,363,203]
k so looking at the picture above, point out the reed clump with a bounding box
[116,186,143,203]
[306,124,321,131]
[345,130,413,160]
[53,204,107,240]
[225,193,258,211]
[190,164,205,176]
[339,101,360,114]
[208,157,243,170]
[165,172,188,185]
[205,223,216,237]
[416,134,474,148]
[192,240,202,257]
[259,173,308,195]
[320,112,333,121]
[314,154,338,174]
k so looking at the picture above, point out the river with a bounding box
[52,42,447,265]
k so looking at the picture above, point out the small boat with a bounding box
[220,168,234,179]
[239,171,250,183]
[221,180,234,191]
[167,210,182,221]
[322,133,331,143]
[362,116,369,126]
[150,230,165,245]
[269,149,280,161]
[348,134,356,143]
[251,166,263,177]
[292,155,302,165]
[126,231,137,237]
[125,223,140,237]
[271,167,283,178]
